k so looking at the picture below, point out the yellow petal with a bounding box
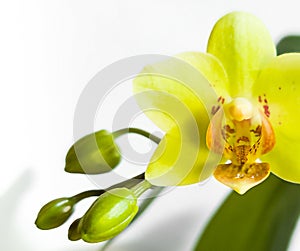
[253,53,300,182]
[145,126,222,186]
[253,53,300,140]
[133,52,229,133]
[133,53,228,186]
[207,11,276,97]
[176,52,230,100]
[262,137,300,183]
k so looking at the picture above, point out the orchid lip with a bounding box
[207,97,276,194]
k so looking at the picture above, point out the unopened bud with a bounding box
[35,197,75,230]
[68,218,82,241]
[65,130,121,174]
[80,188,138,243]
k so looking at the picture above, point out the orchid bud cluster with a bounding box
[35,128,157,242]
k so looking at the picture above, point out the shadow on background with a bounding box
[0,170,34,251]
[104,211,202,251]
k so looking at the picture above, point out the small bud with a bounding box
[35,197,75,230]
[65,130,121,174]
[80,188,138,243]
[68,218,82,241]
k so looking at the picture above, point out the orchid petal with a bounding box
[207,11,276,97]
[133,52,229,133]
[253,53,300,182]
[145,126,220,186]
[133,53,228,186]
[176,52,230,101]
[263,137,300,183]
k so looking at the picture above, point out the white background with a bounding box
[1,0,300,250]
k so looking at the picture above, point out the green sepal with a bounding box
[65,130,121,174]
[80,188,138,243]
[35,197,75,230]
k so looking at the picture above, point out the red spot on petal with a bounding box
[258,96,262,103]
[263,105,270,117]
[211,105,220,115]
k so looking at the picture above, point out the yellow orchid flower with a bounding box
[133,11,300,194]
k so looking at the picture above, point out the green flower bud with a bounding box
[65,130,121,174]
[80,188,138,243]
[35,197,75,230]
[68,218,82,241]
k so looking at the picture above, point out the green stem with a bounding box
[72,173,145,203]
[72,190,103,203]
[131,180,152,198]
[113,128,161,144]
